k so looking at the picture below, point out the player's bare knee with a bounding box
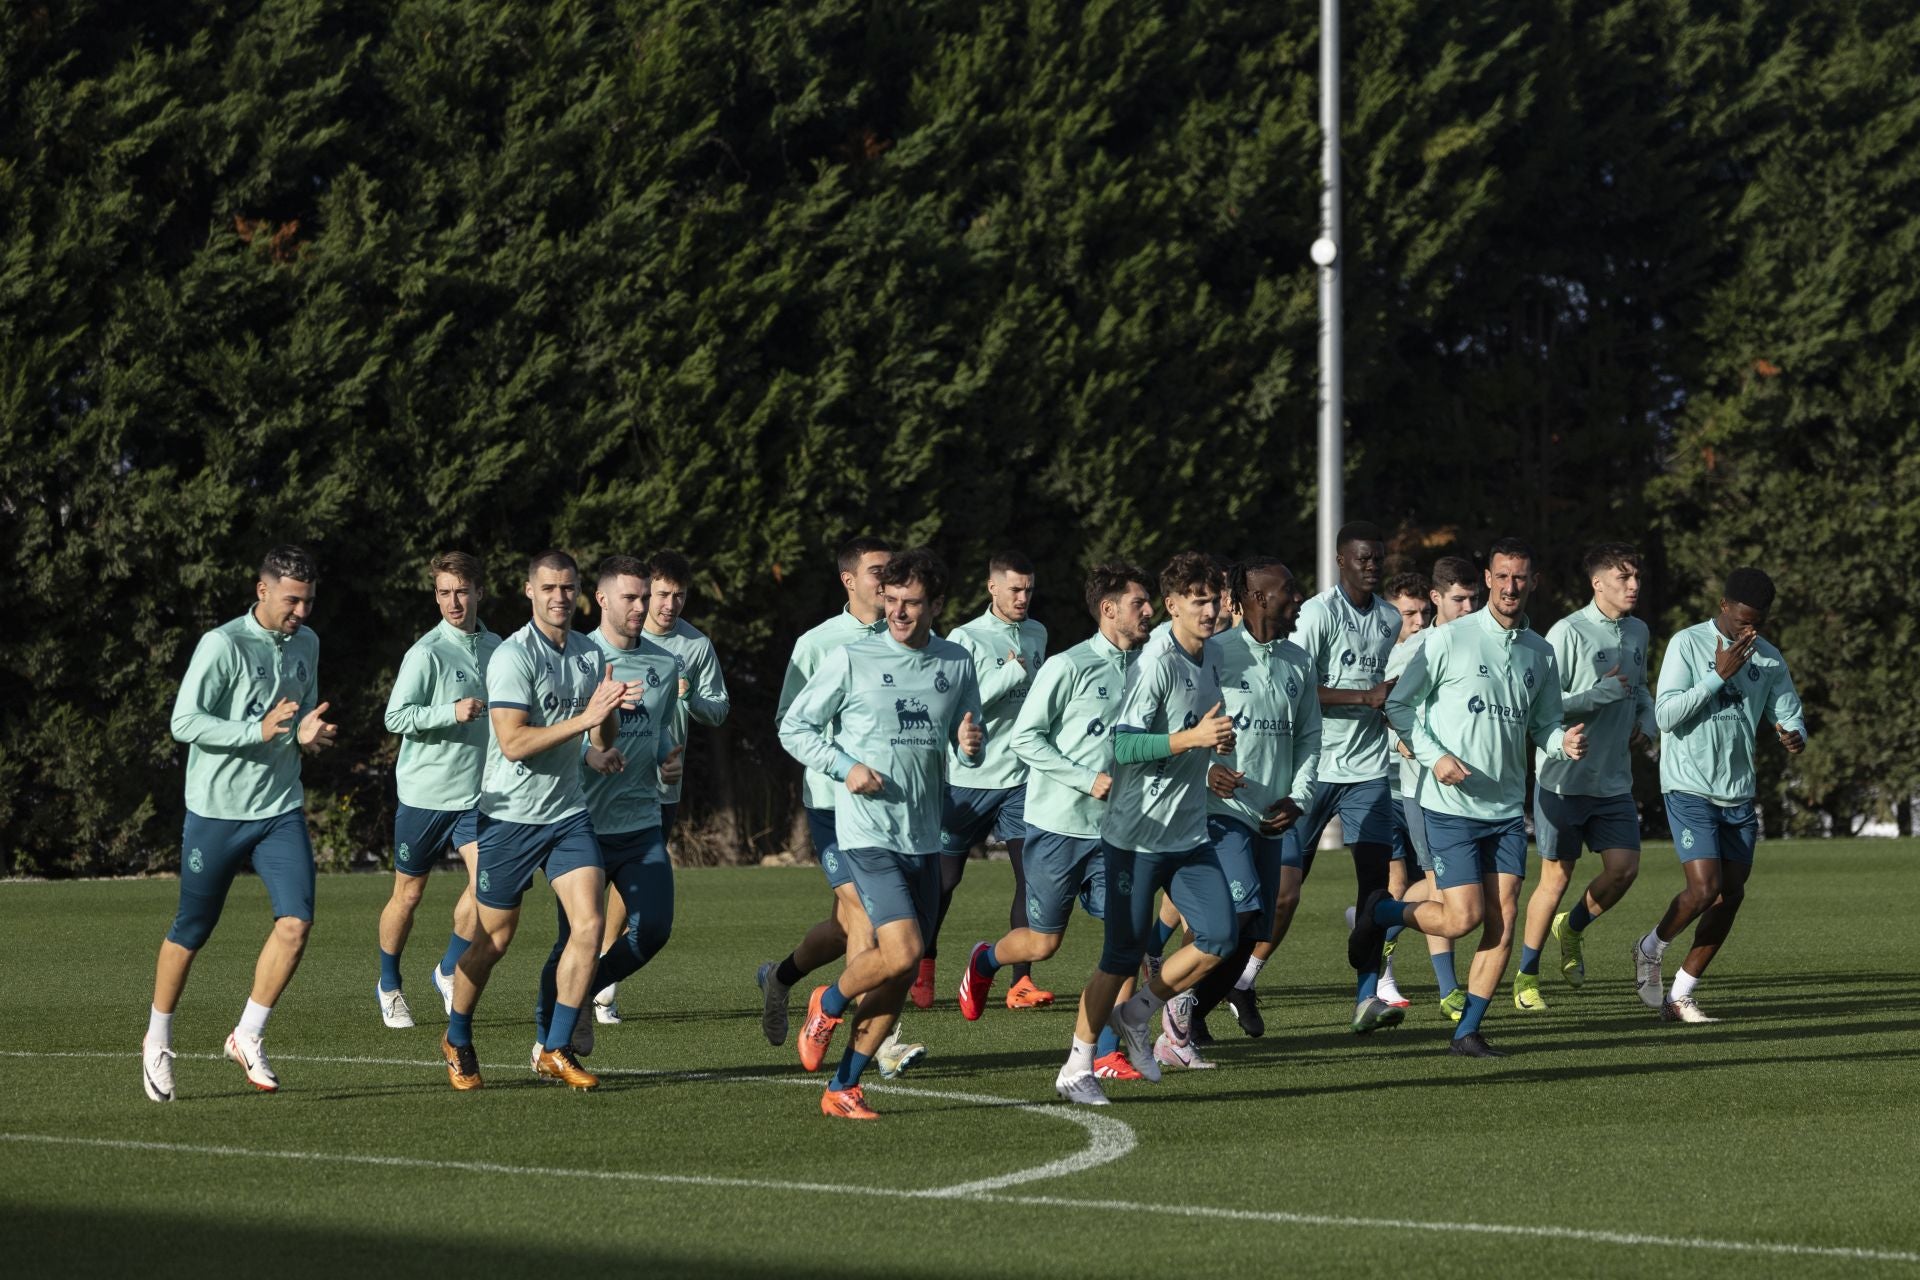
[393,875,426,909]
[1031,931,1063,961]
[274,915,312,950]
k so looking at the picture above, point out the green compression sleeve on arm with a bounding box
[1112,730,1173,765]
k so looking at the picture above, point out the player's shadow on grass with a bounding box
[1107,1042,1920,1107]
[4,1207,883,1278]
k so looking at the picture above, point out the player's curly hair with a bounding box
[881,548,948,600]
[1383,571,1430,602]
[260,544,319,584]
[1084,562,1153,619]
[1724,567,1776,613]
[1159,551,1223,599]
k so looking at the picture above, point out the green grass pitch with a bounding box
[3,840,1916,1277]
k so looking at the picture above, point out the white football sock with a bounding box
[146,1007,173,1047]
[1638,929,1668,961]
[237,998,273,1039]
[1067,1037,1097,1075]
[1127,987,1166,1021]
[1236,956,1266,991]
[1670,969,1699,1001]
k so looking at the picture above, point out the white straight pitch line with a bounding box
[6,1051,1916,1265]
[3,1131,1915,1267]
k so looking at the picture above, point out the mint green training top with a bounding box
[1385,631,1426,799]
[643,618,729,806]
[1205,627,1322,830]
[777,607,888,812]
[171,610,321,821]
[478,623,604,825]
[1011,633,1134,839]
[385,619,502,811]
[1293,586,1402,783]
[1103,629,1223,855]
[1656,619,1807,805]
[779,631,985,854]
[1535,602,1656,799]
[1385,607,1569,822]
[581,630,682,836]
[944,607,1048,789]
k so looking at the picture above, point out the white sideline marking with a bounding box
[0,1048,1133,1198]
[5,1052,1917,1265]
[4,1131,1916,1266]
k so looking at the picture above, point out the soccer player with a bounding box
[1632,567,1805,1023]
[1175,559,1321,1057]
[1284,521,1406,1031]
[756,536,890,1045]
[1515,543,1656,1012]
[1366,557,1480,1018]
[142,545,338,1101]
[1380,572,1431,903]
[532,557,683,1057]
[438,550,630,1092]
[376,552,500,1028]
[957,563,1153,1081]
[1366,539,1586,1057]
[783,549,985,1119]
[1054,552,1240,1106]
[591,548,729,1025]
[922,551,1048,1011]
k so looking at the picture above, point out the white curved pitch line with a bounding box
[0,1048,1137,1196]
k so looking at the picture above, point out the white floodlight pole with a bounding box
[1315,0,1343,592]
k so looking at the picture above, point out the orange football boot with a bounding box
[534,1046,600,1091]
[798,985,844,1072]
[442,1034,483,1091]
[1005,975,1055,1009]
[1093,1050,1143,1081]
[821,1085,880,1120]
[910,957,937,1010]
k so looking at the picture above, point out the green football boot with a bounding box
[1439,986,1468,1024]
[1512,971,1550,1012]
[1551,910,1586,989]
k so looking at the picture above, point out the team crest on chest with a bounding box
[935,670,951,694]
[646,667,663,687]
[575,653,595,677]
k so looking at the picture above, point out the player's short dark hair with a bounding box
[1487,537,1535,567]
[1159,551,1223,599]
[1583,542,1641,579]
[989,549,1034,577]
[881,548,947,600]
[1084,562,1153,619]
[260,544,319,584]
[1384,571,1430,602]
[527,548,580,581]
[596,555,648,591]
[1227,557,1286,604]
[837,535,894,575]
[1724,566,1776,614]
[429,551,482,587]
[646,549,693,588]
[1336,521,1385,550]
[1431,556,1478,592]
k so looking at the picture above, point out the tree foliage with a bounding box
[1,0,1910,870]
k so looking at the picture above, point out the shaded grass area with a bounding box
[2,839,1916,1277]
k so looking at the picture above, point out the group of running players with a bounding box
[137,526,1807,1120]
